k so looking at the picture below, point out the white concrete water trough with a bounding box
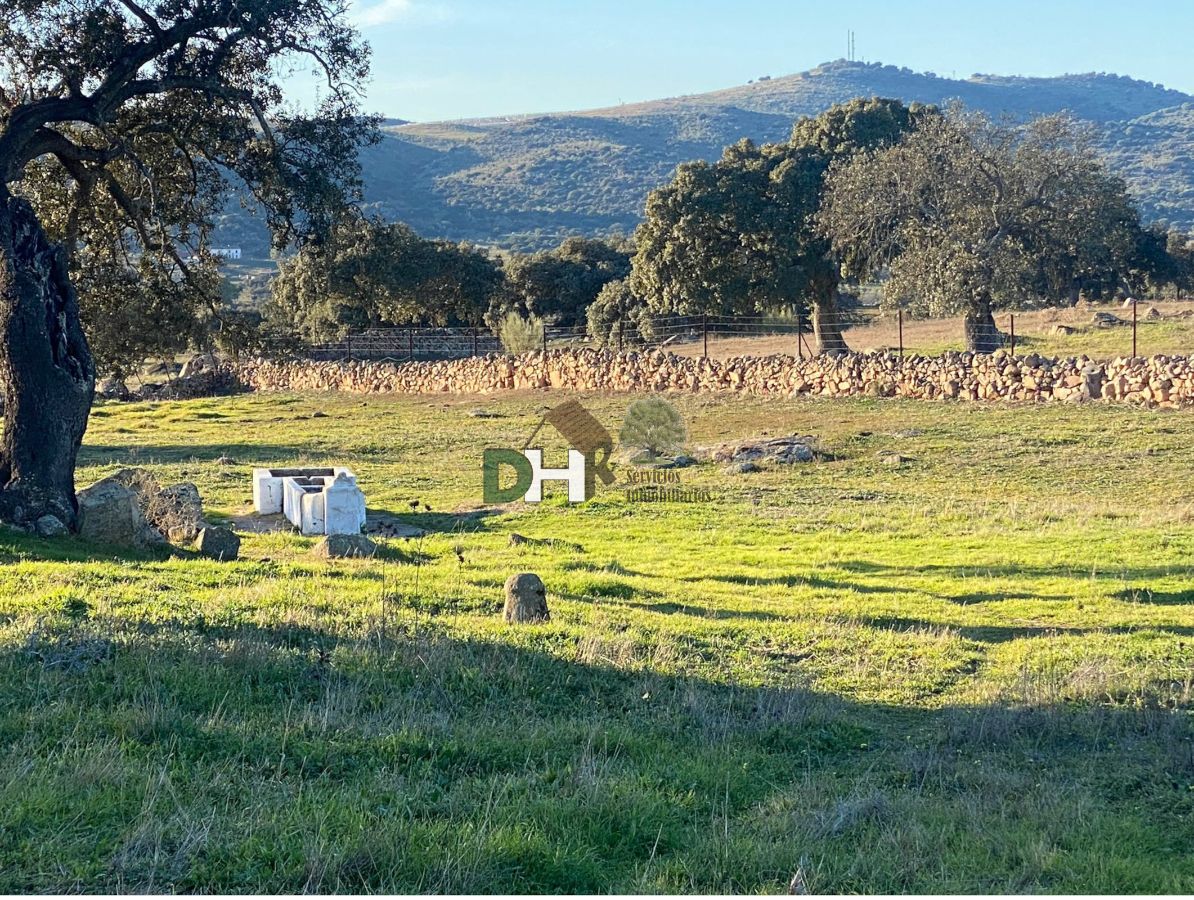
[252,467,366,536]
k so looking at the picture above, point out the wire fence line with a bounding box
[265,314,818,363]
[261,304,1167,364]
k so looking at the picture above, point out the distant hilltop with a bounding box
[214,60,1194,256]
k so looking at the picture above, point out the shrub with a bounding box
[619,397,687,459]
[498,312,544,354]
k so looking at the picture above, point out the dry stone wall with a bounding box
[228,348,1194,408]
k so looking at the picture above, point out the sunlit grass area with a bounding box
[1,390,1193,891]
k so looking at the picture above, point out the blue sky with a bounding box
[327,0,1194,121]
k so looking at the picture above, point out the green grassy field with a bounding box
[2,389,1193,892]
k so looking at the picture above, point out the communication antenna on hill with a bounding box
[847,30,856,62]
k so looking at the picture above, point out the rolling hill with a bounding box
[214,60,1194,257]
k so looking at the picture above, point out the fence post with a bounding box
[346,332,353,362]
[472,326,478,358]
[407,325,414,360]
[617,328,623,353]
[542,321,548,355]
[702,314,708,359]
[1132,299,1138,357]
[1009,314,1016,355]
[898,309,904,358]
[796,308,803,361]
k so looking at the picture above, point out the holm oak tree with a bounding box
[0,0,377,528]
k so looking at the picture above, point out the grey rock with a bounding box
[774,443,814,464]
[665,454,697,468]
[140,525,168,547]
[504,572,549,623]
[178,352,215,379]
[1091,311,1125,328]
[76,477,146,546]
[154,482,206,542]
[877,452,909,466]
[312,534,377,559]
[196,526,240,561]
[716,434,817,466]
[728,461,761,474]
[34,515,68,538]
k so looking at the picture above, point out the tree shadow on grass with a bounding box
[1115,587,1194,606]
[837,559,1191,581]
[682,572,901,595]
[80,443,319,467]
[366,506,506,536]
[858,614,1194,642]
[560,560,651,578]
[945,590,1072,605]
[1,615,1192,893]
[603,598,790,622]
[0,528,200,566]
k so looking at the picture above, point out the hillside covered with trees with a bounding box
[215,60,1194,255]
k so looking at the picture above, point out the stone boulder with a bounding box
[726,461,761,474]
[152,482,206,542]
[76,476,150,546]
[179,352,217,379]
[504,573,549,623]
[312,534,377,559]
[1091,311,1125,328]
[80,468,207,547]
[196,526,240,561]
[34,515,68,538]
[712,435,816,465]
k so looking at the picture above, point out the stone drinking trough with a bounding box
[252,467,366,536]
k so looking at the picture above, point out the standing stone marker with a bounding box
[504,573,550,623]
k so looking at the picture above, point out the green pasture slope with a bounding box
[1,390,1193,892]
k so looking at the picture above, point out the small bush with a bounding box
[619,397,687,459]
[498,312,544,355]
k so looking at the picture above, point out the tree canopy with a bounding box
[268,217,503,340]
[820,108,1150,350]
[630,98,931,352]
[0,0,376,525]
[492,235,631,331]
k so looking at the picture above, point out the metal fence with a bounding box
[262,303,1169,364]
[268,326,502,362]
[269,315,817,363]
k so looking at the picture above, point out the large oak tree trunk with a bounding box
[963,295,1004,353]
[0,190,94,528]
[811,291,850,355]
